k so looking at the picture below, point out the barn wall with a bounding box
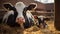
[55,0,60,31]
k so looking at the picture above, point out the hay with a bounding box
[0,21,60,34]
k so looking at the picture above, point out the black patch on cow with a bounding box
[23,7,31,28]
[8,7,20,27]
[23,7,34,28]
[3,6,20,27]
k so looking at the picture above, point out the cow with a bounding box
[2,2,25,29]
[34,15,49,28]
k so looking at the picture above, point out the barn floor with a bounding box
[0,20,60,34]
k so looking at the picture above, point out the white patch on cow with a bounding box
[15,2,26,18]
[26,10,34,23]
[26,10,32,18]
[38,15,45,21]
[2,10,14,23]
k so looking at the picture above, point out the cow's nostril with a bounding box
[16,17,25,24]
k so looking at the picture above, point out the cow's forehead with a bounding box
[15,2,26,12]
[15,2,26,18]
[15,2,26,8]
[15,2,25,6]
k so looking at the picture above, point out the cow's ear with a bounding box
[3,3,13,10]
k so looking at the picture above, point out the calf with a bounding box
[34,15,49,28]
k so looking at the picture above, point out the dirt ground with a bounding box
[0,20,60,34]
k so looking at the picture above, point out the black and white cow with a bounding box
[34,15,50,28]
[2,2,26,28]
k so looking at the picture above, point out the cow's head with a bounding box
[3,2,26,24]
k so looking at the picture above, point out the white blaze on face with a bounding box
[15,2,26,18]
[15,2,26,23]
